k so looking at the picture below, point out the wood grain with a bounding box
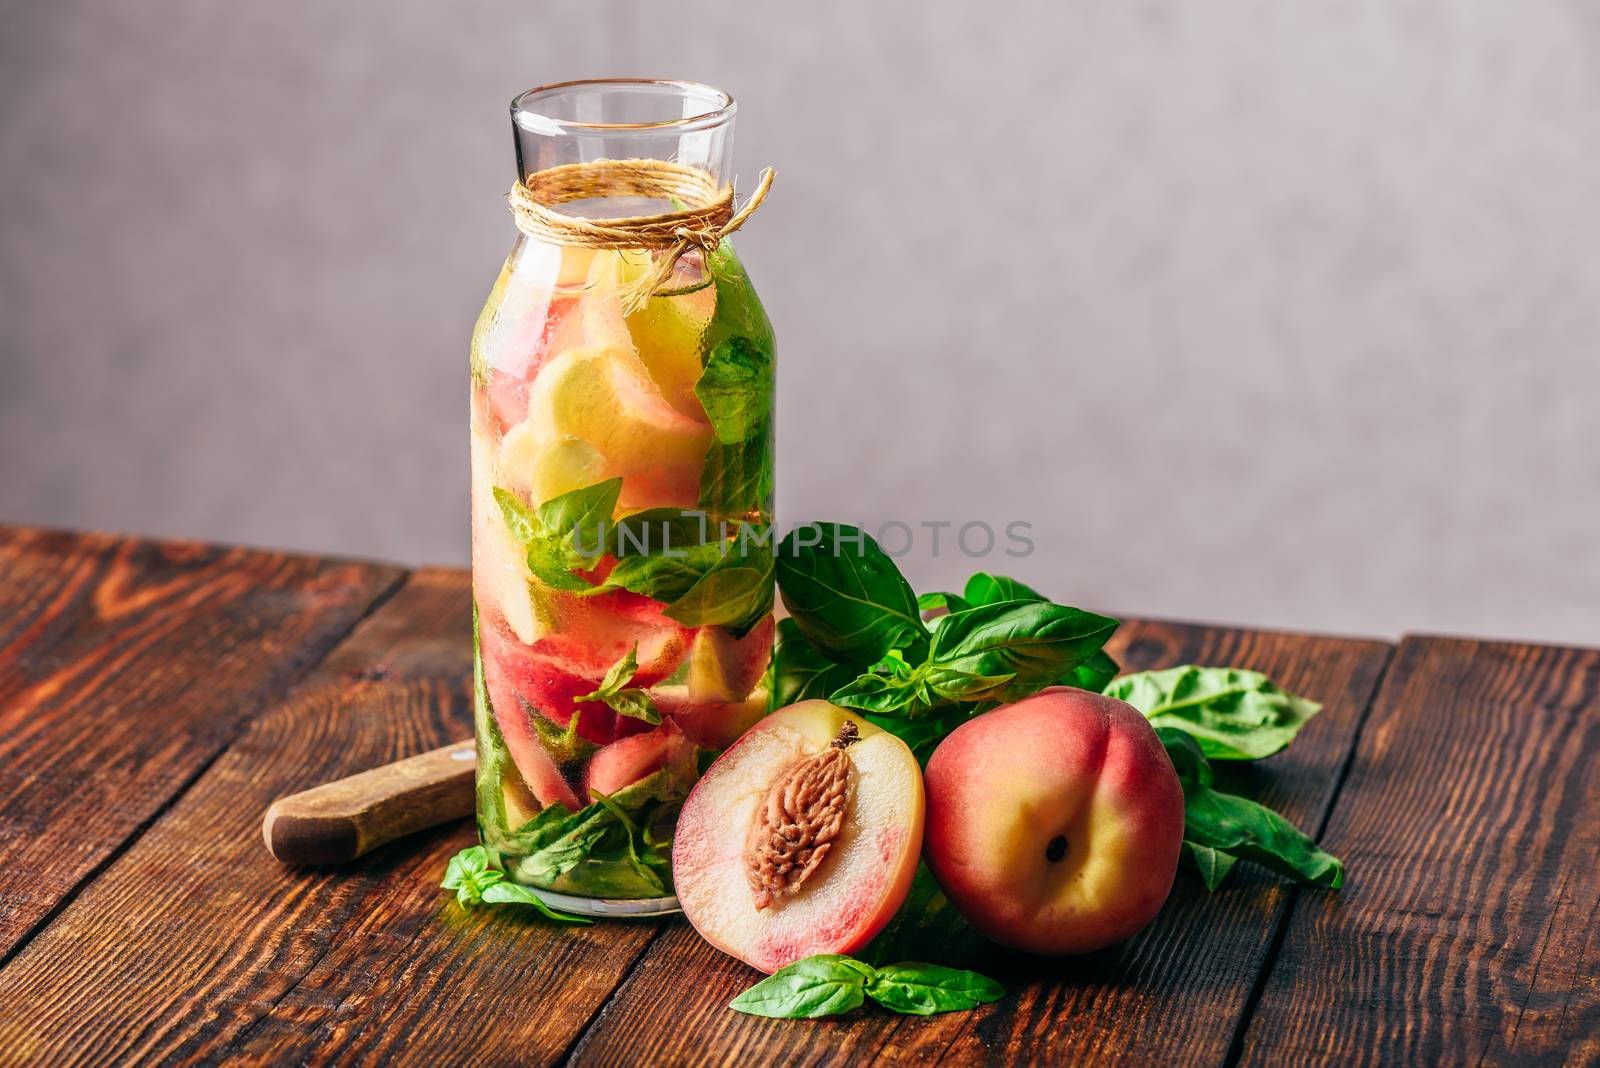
[1236,636,1600,1067]
[565,620,1394,1068]
[0,525,400,960]
[0,568,662,1067]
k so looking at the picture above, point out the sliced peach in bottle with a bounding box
[687,616,775,703]
[651,684,770,750]
[524,343,712,511]
[626,288,716,419]
[673,701,924,973]
[585,720,698,798]
[470,429,549,646]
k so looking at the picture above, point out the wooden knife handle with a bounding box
[262,738,477,865]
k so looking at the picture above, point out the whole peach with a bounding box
[923,687,1184,954]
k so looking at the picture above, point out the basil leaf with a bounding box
[773,617,858,706]
[930,600,1119,692]
[925,665,1017,702]
[864,707,974,766]
[696,243,775,518]
[525,542,591,593]
[472,604,511,840]
[776,523,930,665]
[1105,666,1322,760]
[498,799,583,853]
[602,549,723,604]
[478,880,592,924]
[1156,726,1214,787]
[829,663,1014,719]
[829,662,935,718]
[507,771,677,885]
[697,337,772,444]
[536,477,622,543]
[510,805,616,885]
[574,647,662,725]
[661,536,774,634]
[918,591,970,614]
[1181,784,1345,889]
[1157,727,1343,887]
[587,788,667,895]
[962,572,1044,606]
[441,845,499,907]
[494,480,618,593]
[493,488,541,546]
[866,962,1004,1016]
[701,241,774,361]
[1068,648,1121,693]
[587,646,639,698]
[1184,841,1238,891]
[601,688,661,725]
[607,508,713,557]
[698,435,772,519]
[729,955,870,1019]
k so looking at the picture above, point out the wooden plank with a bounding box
[566,620,1393,1067]
[1235,636,1600,1067]
[0,568,663,1067]
[0,525,400,960]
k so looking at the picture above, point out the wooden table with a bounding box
[0,525,1594,1067]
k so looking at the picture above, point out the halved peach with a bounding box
[673,701,924,973]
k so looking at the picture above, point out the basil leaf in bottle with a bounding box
[697,336,773,445]
[661,535,774,635]
[574,646,662,725]
[696,242,776,518]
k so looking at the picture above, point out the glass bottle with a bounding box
[469,79,775,910]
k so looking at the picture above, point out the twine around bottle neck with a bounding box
[506,158,774,314]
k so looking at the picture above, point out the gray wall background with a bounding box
[4,1,1598,644]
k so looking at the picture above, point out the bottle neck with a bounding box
[511,80,737,195]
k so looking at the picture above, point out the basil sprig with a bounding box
[501,771,678,894]
[1157,729,1344,891]
[729,954,1002,1019]
[440,846,590,924]
[494,478,620,592]
[503,478,775,637]
[595,507,774,636]
[574,646,660,725]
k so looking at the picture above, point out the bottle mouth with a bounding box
[511,78,736,136]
